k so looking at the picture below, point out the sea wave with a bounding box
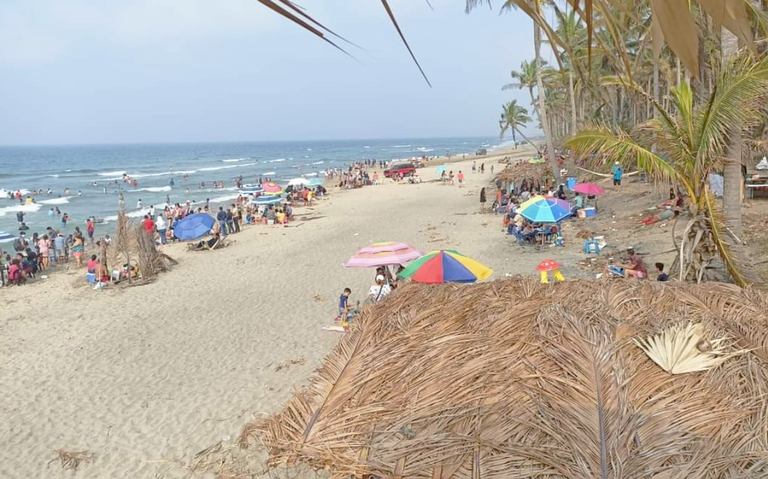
[99,170,126,177]
[129,186,172,193]
[312,161,324,165]
[39,196,72,205]
[262,171,276,176]
[209,194,239,204]
[417,148,434,152]
[393,145,412,148]
[0,188,31,197]
[198,162,255,173]
[47,174,60,178]
[0,203,42,217]
[222,158,245,163]
[269,158,286,163]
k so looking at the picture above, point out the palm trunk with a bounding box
[721,28,743,242]
[568,67,577,135]
[533,5,560,182]
[514,126,537,151]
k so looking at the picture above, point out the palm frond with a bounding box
[565,124,684,188]
[633,322,747,374]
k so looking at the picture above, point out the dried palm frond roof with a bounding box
[494,161,553,184]
[243,278,768,479]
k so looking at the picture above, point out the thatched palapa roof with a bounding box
[494,161,552,189]
[243,279,768,479]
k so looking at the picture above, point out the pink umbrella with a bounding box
[573,183,606,196]
[358,241,413,254]
[261,181,283,195]
[344,246,423,268]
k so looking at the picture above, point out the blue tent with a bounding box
[173,213,215,240]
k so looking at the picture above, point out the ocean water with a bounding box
[0,137,501,242]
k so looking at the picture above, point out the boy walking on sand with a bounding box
[336,288,352,328]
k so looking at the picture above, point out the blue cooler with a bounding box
[584,207,596,217]
[566,176,577,191]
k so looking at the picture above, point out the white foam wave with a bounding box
[39,196,72,205]
[47,174,60,178]
[393,145,412,148]
[209,194,239,204]
[305,172,318,177]
[99,170,126,177]
[312,161,324,165]
[198,162,255,172]
[269,158,286,163]
[417,148,434,152]
[130,186,172,193]
[364,146,371,149]
[262,171,276,176]
[222,158,245,163]
[0,203,42,217]
[0,188,31,197]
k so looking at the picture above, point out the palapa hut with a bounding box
[243,279,768,479]
[494,161,553,193]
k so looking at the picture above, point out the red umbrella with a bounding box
[573,183,605,196]
[536,259,562,271]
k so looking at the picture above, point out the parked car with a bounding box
[384,163,417,178]
[476,148,488,156]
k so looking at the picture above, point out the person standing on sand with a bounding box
[86,218,95,244]
[216,207,228,235]
[155,215,167,245]
[457,171,465,187]
[71,235,84,268]
[611,161,624,189]
[479,187,487,212]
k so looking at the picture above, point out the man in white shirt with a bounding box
[368,275,391,303]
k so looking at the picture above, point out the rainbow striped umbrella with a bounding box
[344,243,422,268]
[520,197,572,223]
[261,181,284,196]
[397,250,493,284]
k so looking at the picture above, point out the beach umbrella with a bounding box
[358,241,416,254]
[261,181,284,196]
[240,184,263,192]
[344,247,423,268]
[288,178,309,186]
[520,197,572,223]
[435,164,447,175]
[307,178,324,187]
[573,183,605,196]
[518,194,547,211]
[253,195,285,205]
[173,213,215,240]
[397,250,493,284]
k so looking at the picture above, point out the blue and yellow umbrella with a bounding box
[520,197,572,223]
[397,250,493,284]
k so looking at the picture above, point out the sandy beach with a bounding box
[0,144,725,478]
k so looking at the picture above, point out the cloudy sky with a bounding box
[0,0,537,145]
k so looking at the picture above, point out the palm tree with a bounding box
[565,53,768,287]
[499,100,535,149]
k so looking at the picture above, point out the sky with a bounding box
[0,0,537,145]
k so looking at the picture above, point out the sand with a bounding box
[0,144,683,478]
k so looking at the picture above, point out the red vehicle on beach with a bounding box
[383,163,416,178]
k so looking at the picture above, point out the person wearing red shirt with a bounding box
[142,215,155,235]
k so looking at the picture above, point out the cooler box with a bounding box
[566,176,577,191]
[584,207,596,217]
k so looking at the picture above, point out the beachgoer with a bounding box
[479,187,487,212]
[60,213,69,227]
[337,287,351,322]
[16,211,24,225]
[38,235,49,269]
[655,263,668,282]
[216,207,228,235]
[368,275,391,303]
[137,199,143,210]
[87,254,98,274]
[71,235,84,268]
[156,215,167,245]
[611,161,624,189]
[226,208,235,234]
[611,247,647,279]
[86,218,95,243]
[457,171,465,187]
[572,192,583,210]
